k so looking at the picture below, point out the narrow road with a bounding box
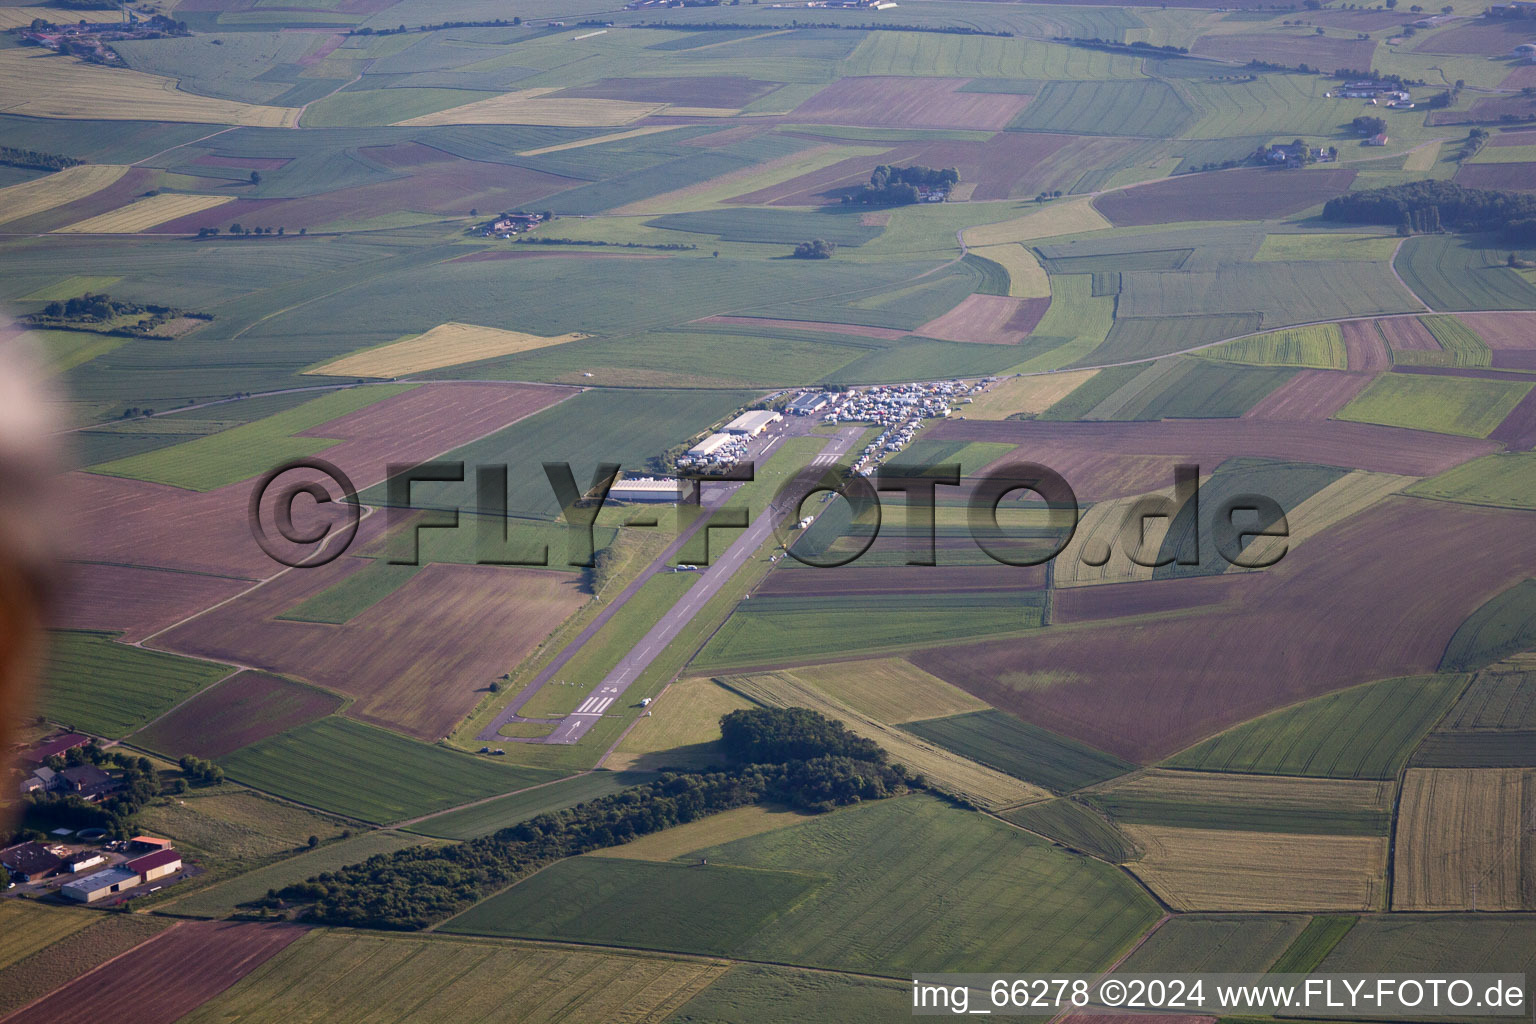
[497,424,863,746]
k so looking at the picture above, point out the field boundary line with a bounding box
[1389,235,1433,313]
[0,919,186,1023]
[393,770,592,830]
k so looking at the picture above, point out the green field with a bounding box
[277,559,420,624]
[1085,356,1296,420]
[1270,915,1358,973]
[1202,324,1349,369]
[1440,670,1536,731]
[444,795,1162,975]
[89,385,412,491]
[901,709,1134,793]
[648,208,883,247]
[1420,315,1493,368]
[41,630,231,737]
[1255,233,1401,263]
[1396,234,1536,311]
[1040,361,1148,419]
[1007,80,1196,138]
[219,716,564,823]
[1320,914,1536,976]
[694,592,1045,669]
[1164,674,1466,778]
[998,798,1136,862]
[1337,372,1532,438]
[1086,313,1265,365]
[665,963,909,1024]
[1117,914,1312,974]
[1406,453,1536,510]
[1440,579,1536,673]
[364,388,757,521]
[408,769,658,839]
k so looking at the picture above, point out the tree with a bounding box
[307,835,320,848]
[1352,115,1388,136]
[229,222,242,235]
[791,238,836,259]
[249,170,261,185]
[1386,0,1397,8]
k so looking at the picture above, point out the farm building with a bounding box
[1,841,65,881]
[1366,133,1389,146]
[128,835,173,852]
[57,764,120,801]
[609,476,680,503]
[61,866,139,903]
[18,733,90,766]
[688,433,734,458]
[18,765,56,795]
[722,410,782,435]
[65,851,107,873]
[125,848,183,883]
[1515,42,1536,60]
[788,392,832,416]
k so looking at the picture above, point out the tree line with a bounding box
[255,707,913,929]
[1321,180,1536,242]
[0,146,83,172]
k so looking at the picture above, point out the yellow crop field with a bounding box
[174,930,726,1024]
[596,803,818,861]
[1393,768,1532,911]
[660,105,739,117]
[785,657,990,724]
[962,198,1111,247]
[397,87,665,127]
[1054,478,1197,588]
[0,6,121,28]
[307,322,586,378]
[0,50,299,126]
[720,670,1048,810]
[966,370,1099,420]
[612,144,887,215]
[1230,470,1410,572]
[0,163,128,227]
[1122,825,1388,911]
[55,192,233,234]
[517,124,681,156]
[605,676,754,771]
[970,243,1051,298]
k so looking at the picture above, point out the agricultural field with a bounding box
[1,921,307,1024]
[444,795,1163,976]
[1337,372,1532,438]
[902,709,1135,794]
[1085,769,1395,835]
[719,670,1048,809]
[217,716,564,823]
[307,322,585,378]
[55,193,234,234]
[1165,674,1467,778]
[133,671,344,758]
[8,0,1536,1008]
[40,630,231,738]
[1408,452,1536,510]
[605,676,755,771]
[0,164,128,226]
[173,931,728,1024]
[1393,768,1533,911]
[1122,825,1388,911]
[1115,914,1314,973]
[409,769,657,839]
[1202,324,1348,370]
